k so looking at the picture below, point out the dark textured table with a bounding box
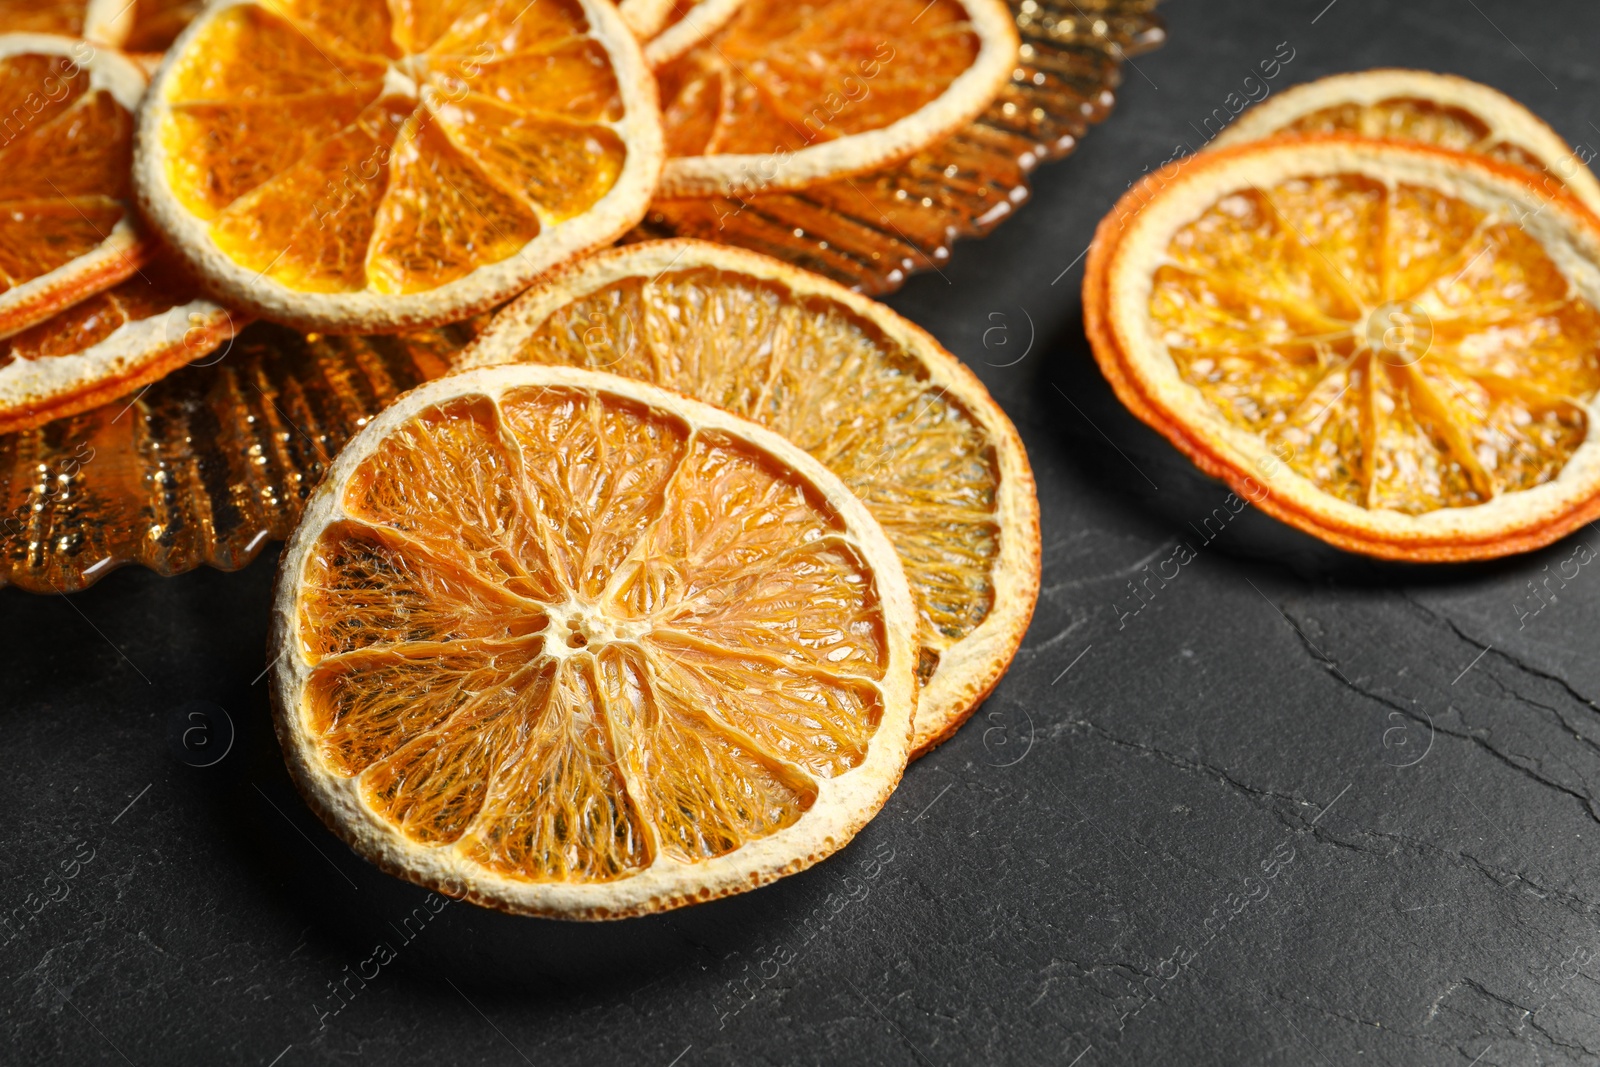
[8,1,1600,1063]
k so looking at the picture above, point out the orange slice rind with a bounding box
[134,0,664,333]
[1085,136,1600,561]
[455,239,1040,755]
[269,363,919,918]
[654,0,1019,198]
[0,254,243,436]
[1212,69,1600,218]
[0,35,151,340]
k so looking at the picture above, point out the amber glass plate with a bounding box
[0,0,1163,593]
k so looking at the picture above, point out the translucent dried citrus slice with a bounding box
[269,364,918,918]
[0,35,151,339]
[654,0,1018,198]
[456,240,1039,754]
[0,253,241,435]
[0,1,134,45]
[134,0,663,333]
[1213,70,1600,217]
[1084,136,1600,560]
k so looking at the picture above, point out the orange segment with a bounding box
[459,656,650,880]
[367,111,542,294]
[643,638,882,776]
[161,87,382,219]
[497,382,689,601]
[0,0,91,35]
[270,365,917,917]
[359,659,558,845]
[425,39,623,122]
[342,394,560,599]
[139,0,662,331]
[614,641,817,863]
[261,0,398,58]
[305,644,541,775]
[0,198,126,292]
[163,5,387,102]
[0,51,90,130]
[456,240,1041,756]
[433,96,626,221]
[425,0,590,56]
[209,98,411,293]
[0,89,133,202]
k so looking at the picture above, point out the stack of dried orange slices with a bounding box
[0,0,1036,917]
[1084,70,1600,561]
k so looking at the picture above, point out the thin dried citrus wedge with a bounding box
[134,0,663,333]
[0,1,134,44]
[654,0,1018,198]
[1213,69,1600,217]
[0,35,151,340]
[456,240,1039,755]
[1085,136,1600,561]
[0,253,241,435]
[269,364,918,918]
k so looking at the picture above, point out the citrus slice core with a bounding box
[270,364,918,917]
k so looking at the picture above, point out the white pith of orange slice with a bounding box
[0,35,151,341]
[133,0,664,334]
[0,254,242,436]
[455,239,1040,755]
[269,363,918,918]
[653,0,1019,198]
[1212,69,1600,218]
[639,0,746,68]
[1086,136,1600,561]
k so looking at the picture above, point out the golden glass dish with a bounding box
[0,0,1163,592]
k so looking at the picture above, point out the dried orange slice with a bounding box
[0,253,241,435]
[0,1,134,44]
[654,0,1018,198]
[1213,69,1600,217]
[1084,136,1600,561]
[268,364,918,918]
[626,0,747,68]
[134,0,663,334]
[456,240,1039,755]
[0,35,151,340]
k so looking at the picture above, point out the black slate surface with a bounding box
[8,1,1600,1063]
